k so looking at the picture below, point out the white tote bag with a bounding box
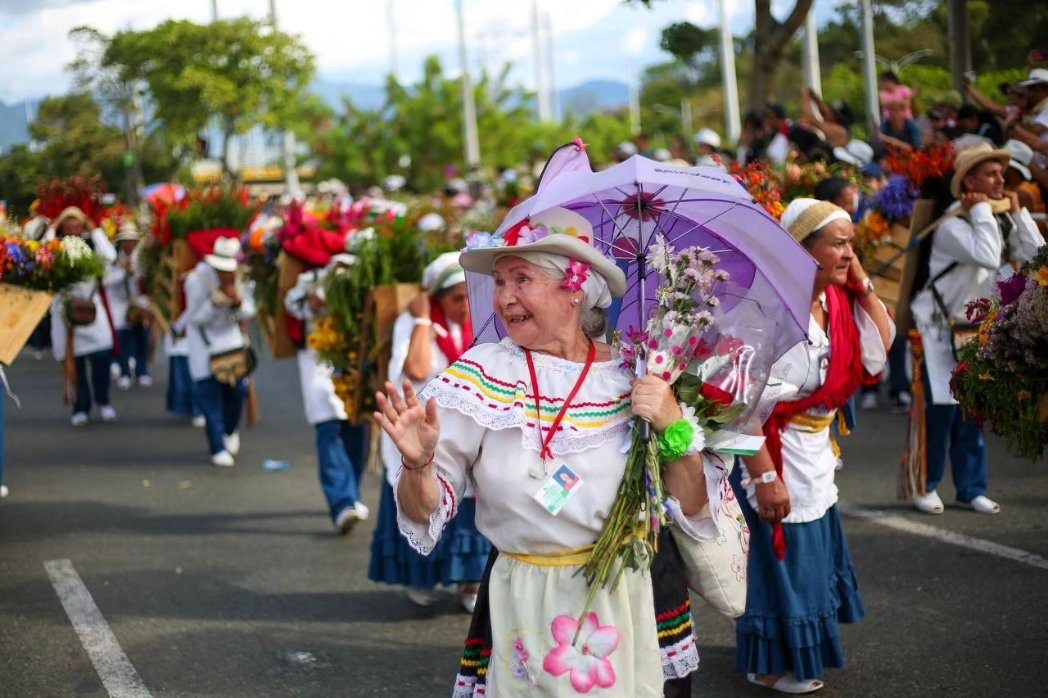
[670,482,749,618]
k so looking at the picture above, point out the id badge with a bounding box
[532,464,583,516]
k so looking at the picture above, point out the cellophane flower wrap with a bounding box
[952,244,1048,460]
[577,234,750,629]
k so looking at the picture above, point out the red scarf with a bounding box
[429,298,473,364]
[763,285,877,560]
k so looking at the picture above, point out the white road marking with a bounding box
[43,559,151,698]
[843,506,1048,571]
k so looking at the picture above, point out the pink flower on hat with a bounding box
[543,612,620,692]
[561,259,589,292]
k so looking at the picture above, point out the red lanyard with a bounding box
[524,339,596,462]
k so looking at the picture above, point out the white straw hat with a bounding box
[204,236,241,272]
[460,207,626,298]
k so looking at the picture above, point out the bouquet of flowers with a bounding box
[579,235,747,614]
[309,208,459,422]
[884,144,955,190]
[0,236,104,291]
[952,245,1048,461]
[855,175,918,266]
[730,162,784,220]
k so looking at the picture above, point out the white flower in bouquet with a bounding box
[59,235,92,263]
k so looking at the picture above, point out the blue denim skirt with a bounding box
[733,483,865,682]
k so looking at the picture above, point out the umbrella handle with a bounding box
[639,419,652,443]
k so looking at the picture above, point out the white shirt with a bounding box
[184,262,256,381]
[380,310,461,486]
[396,339,729,555]
[741,295,893,523]
[911,201,1044,403]
[50,280,114,359]
[284,270,349,425]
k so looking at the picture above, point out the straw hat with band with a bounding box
[54,206,92,230]
[780,198,852,244]
[204,236,241,272]
[460,207,626,311]
[113,222,142,243]
[950,142,1012,198]
[423,251,466,296]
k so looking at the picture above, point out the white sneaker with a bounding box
[962,495,1000,515]
[223,431,240,456]
[110,363,121,379]
[406,588,437,607]
[191,415,206,428]
[0,485,8,499]
[99,405,117,423]
[211,450,235,467]
[859,392,879,410]
[456,587,478,614]
[914,490,944,515]
[70,412,89,427]
[116,376,133,391]
[335,502,371,535]
[137,375,153,388]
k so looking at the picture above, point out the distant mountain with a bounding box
[559,79,630,115]
[0,78,631,152]
[311,80,387,111]
[0,99,39,153]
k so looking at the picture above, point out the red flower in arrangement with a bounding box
[954,361,971,377]
[884,144,955,190]
[700,382,734,408]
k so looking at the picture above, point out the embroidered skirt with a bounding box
[733,483,865,682]
[369,479,491,588]
[453,529,698,697]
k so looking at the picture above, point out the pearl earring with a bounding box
[573,298,580,305]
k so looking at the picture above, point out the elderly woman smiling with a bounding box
[376,207,730,697]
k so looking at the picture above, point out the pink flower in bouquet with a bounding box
[543,613,620,692]
[561,259,589,292]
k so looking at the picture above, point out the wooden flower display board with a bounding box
[0,284,54,365]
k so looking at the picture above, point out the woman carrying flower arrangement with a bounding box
[369,252,492,612]
[48,206,121,427]
[375,207,730,697]
[733,198,894,694]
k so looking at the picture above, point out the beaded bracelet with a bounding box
[401,452,435,471]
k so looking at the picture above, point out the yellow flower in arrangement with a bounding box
[1036,266,1048,287]
[858,211,891,245]
[307,317,347,353]
[978,309,998,348]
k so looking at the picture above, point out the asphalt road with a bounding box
[1,350,1046,697]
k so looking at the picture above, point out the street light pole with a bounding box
[387,0,399,80]
[543,12,558,123]
[718,0,741,144]
[802,5,821,97]
[948,0,972,101]
[859,0,880,135]
[455,0,481,169]
[268,0,299,195]
[531,0,550,121]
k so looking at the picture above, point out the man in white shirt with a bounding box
[911,144,1045,515]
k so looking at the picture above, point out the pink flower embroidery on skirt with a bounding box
[543,612,620,693]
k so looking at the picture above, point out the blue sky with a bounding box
[0,0,842,103]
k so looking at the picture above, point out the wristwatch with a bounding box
[756,471,778,485]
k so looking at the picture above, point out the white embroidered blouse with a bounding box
[395,338,729,556]
[740,293,894,523]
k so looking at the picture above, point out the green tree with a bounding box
[29,93,125,187]
[94,18,316,176]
